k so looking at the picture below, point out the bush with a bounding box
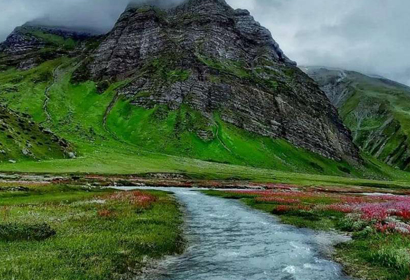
[337,215,368,232]
[371,247,410,273]
[98,209,115,218]
[0,223,56,242]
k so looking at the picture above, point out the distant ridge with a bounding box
[305,66,410,170]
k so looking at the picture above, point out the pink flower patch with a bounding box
[256,197,300,204]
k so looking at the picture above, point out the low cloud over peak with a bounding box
[0,0,408,86]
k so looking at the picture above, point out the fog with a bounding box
[0,0,408,85]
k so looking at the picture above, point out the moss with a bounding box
[28,30,77,50]
[196,55,251,79]
[136,91,152,98]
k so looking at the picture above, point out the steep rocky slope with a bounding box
[0,105,73,162]
[0,0,371,176]
[0,23,94,70]
[0,24,83,163]
[304,67,410,170]
[74,0,359,162]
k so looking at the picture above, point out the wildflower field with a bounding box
[0,185,183,280]
[204,185,410,280]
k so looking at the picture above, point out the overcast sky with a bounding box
[0,0,408,85]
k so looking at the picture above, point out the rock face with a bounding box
[304,67,410,170]
[0,24,94,70]
[76,0,359,162]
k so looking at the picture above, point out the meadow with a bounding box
[204,186,410,280]
[0,184,183,280]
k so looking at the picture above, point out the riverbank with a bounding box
[2,174,410,279]
[0,171,410,192]
[138,187,351,280]
[0,185,183,280]
[204,187,410,280]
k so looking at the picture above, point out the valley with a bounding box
[0,0,409,279]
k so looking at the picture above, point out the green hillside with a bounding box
[305,67,410,171]
[0,23,409,182]
[0,57,408,184]
[0,105,72,162]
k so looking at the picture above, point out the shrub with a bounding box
[98,209,114,218]
[0,223,56,242]
[337,215,369,232]
[0,206,10,222]
[371,246,410,273]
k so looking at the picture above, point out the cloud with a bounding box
[0,0,408,86]
[229,0,410,86]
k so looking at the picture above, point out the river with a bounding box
[117,187,352,280]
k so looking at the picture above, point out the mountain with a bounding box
[74,0,359,161]
[304,66,410,170]
[0,0,368,176]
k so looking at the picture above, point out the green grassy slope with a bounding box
[0,58,409,183]
[0,105,72,162]
[1,143,410,187]
[0,57,407,182]
[305,67,410,171]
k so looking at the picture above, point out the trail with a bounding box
[42,66,61,124]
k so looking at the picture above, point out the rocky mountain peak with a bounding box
[67,2,361,162]
[83,0,295,82]
[69,1,360,162]
[173,0,231,12]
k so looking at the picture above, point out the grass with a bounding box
[0,185,183,280]
[20,26,77,50]
[0,139,410,190]
[107,99,362,176]
[0,106,72,162]
[29,30,76,50]
[0,57,410,188]
[336,233,410,280]
[203,188,410,280]
[0,140,410,188]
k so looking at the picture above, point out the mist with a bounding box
[0,0,408,86]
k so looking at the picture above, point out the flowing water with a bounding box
[121,188,352,280]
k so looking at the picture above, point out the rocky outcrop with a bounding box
[86,0,295,81]
[0,105,74,162]
[75,0,359,162]
[0,24,94,70]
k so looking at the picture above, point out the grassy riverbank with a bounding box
[204,187,410,280]
[1,143,410,190]
[0,184,183,280]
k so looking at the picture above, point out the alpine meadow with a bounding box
[0,0,409,279]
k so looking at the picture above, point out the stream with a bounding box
[117,187,352,280]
